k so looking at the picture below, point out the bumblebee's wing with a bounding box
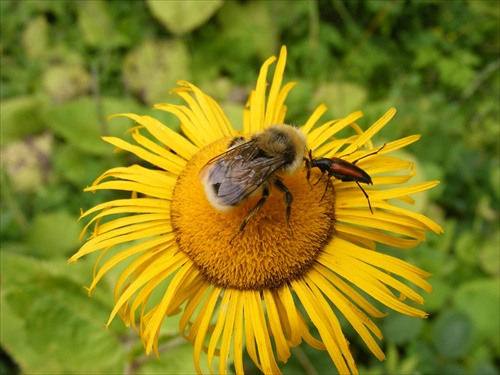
[198,140,288,207]
[198,140,259,184]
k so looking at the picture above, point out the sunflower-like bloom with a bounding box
[69,46,443,374]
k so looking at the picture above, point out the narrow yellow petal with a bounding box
[375,202,444,233]
[248,291,281,374]
[96,165,176,187]
[249,55,277,132]
[158,102,210,148]
[264,46,287,127]
[273,82,297,125]
[369,181,441,201]
[301,103,328,134]
[315,263,387,318]
[177,81,232,139]
[90,236,172,289]
[109,113,198,159]
[309,111,365,150]
[219,291,238,375]
[243,291,262,372]
[263,289,291,363]
[131,131,186,174]
[308,268,385,360]
[336,239,432,290]
[78,204,170,242]
[102,136,180,173]
[176,90,224,141]
[343,108,396,154]
[86,180,172,200]
[337,213,427,241]
[292,279,355,375]
[296,311,326,350]
[145,262,198,353]
[192,288,222,374]
[107,251,185,327]
[179,282,211,339]
[319,250,429,317]
[78,198,170,220]
[233,293,245,375]
[166,269,205,316]
[276,285,301,347]
[208,289,232,373]
[205,95,236,136]
[336,223,422,248]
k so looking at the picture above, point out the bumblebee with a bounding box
[199,124,307,242]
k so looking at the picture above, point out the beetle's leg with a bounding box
[355,181,373,214]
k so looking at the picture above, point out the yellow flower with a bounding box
[69,46,443,374]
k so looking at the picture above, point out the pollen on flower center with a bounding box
[171,137,336,290]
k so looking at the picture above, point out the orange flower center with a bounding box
[171,137,336,290]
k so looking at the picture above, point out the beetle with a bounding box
[305,144,386,213]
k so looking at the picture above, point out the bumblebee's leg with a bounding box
[273,178,294,235]
[355,181,373,214]
[229,185,270,244]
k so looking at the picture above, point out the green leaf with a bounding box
[454,231,479,266]
[436,362,468,375]
[423,278,452,312]
[77,0,128,48]
[146,0,223,35]
[43,97,143,156]
[0,252,126,374]
[407,340,439,374]
[479,230,500,276]
[42,65,91,103]
[436,48,480,91]
[122,39,190,105]
[0,133,53,193]
[472,361,499,375]
[313,81,368,118]
[220,102,245,132]
[53,143,118,188]
[136,339,217,375]
[452,279,500,348]
[0,96,46,145]
[21,15,48,60]
[490,164,500,200]
[216,1,277,65]
[382,314,424,344]
[26,210,83,258]
[433,310,475,359]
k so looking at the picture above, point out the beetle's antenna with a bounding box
[352,143,387,165]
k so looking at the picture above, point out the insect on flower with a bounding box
[199,124,307,243]
[305,144,386,213]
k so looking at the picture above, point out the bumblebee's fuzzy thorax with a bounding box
[251,124,307,175]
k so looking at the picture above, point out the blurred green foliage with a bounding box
[1,0,499,374]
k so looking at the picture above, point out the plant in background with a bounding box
[69,46,443,374]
